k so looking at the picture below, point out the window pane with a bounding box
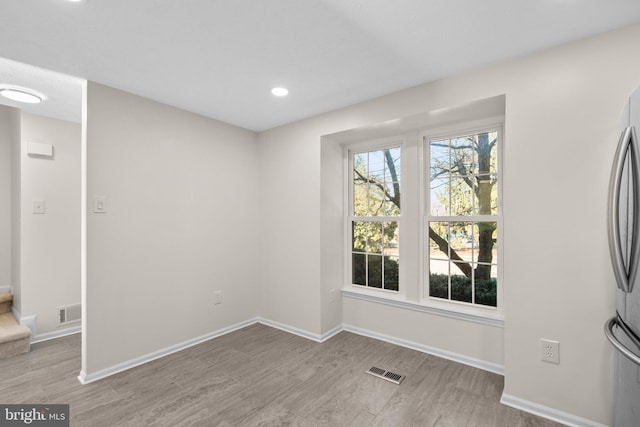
[429,259,449,299]
[384,180,401,214]
[428,222,449,259]
[475,174,497,215]
[354,152,368,216]
[449,222,473,256]
[352,253,366,285]
[475,131,497,175]
[369,150,386,181]
[383,222,399,255]
[450,177,474,216]
[368,182,386,216]
[353,180,368,216]
[473,222,497,265]
[451,260,472,303]
[430,177,449,216]
[475,263,497,307]
[430,139,450,177]
[367,254,383,288]
[384,256,399,291]
[354,152,368,175]
[451,135,476,176]
[368,222,383,254]
[384,147,401,184]
[352,221,367,252]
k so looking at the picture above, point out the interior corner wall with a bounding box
[18,113,81,335]
[257,124,324,336]
[320,137,344,334]
[83,82,259,375]
[0,106,19,291]
[257,23,640,424]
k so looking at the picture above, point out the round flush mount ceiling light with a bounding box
[271,87,289,97]
[0,86,44,104]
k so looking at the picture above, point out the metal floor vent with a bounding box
[366,366,405,385]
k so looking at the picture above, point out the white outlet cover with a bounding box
[541,339,560,364]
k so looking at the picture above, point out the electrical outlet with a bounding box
[214,290,222,305]
[541,339,559,364]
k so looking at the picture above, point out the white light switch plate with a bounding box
[93,196,107,213]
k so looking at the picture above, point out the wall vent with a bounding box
[366,366,405,385]
[57,304,81,325]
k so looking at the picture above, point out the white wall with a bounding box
[83,82,259,375]
[257,23,640,424]
[18,113,81,335]
[6,106,21,310]
[0,106,16,290]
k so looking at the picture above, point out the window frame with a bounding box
[420,122,504,316]
[345,137,406,297]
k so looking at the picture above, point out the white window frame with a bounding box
[345,137,406,298]
[420,122,504,317]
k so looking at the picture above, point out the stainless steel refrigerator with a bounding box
[606,86,640,427]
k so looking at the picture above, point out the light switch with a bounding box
[93,196,107,213]
[32,200,46,214]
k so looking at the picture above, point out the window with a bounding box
[350,146,401,291]
[426,129,500,307]
[342,115,503,319]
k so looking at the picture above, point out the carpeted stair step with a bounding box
[0,313,31,359]
[0,292,12,315]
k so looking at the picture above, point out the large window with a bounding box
[350,146,401,291]
[426,129,500,307]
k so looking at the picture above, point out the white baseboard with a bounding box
[256,317,342,343]
[500,393,608,427]
[77,317,258,385]
[32,325,81,344]
[14,311,37,339]
[343,323,504,375]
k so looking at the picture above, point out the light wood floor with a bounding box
[0,324,564,426]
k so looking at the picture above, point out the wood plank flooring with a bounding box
[0,324,564,426]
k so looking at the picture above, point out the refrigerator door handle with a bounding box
[605,315,640,367]
[608,126,640,293]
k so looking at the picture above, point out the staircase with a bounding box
[0,292,31,359]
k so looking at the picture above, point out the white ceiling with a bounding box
[1,0,640,131]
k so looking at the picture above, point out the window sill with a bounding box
[341,288,504,328]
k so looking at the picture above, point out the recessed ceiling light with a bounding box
[0,86,44,104]
[271,87,289,97]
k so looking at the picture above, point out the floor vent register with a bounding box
[365,366,405,385]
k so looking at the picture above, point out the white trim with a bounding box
[77,317,258,385]
[343,323,503,375]
[342,288,504,328]
[500,393,609,427]
[0,286,11,293]
[15,312,37,338]
[32,325,81,344]
[256,317,343,342]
